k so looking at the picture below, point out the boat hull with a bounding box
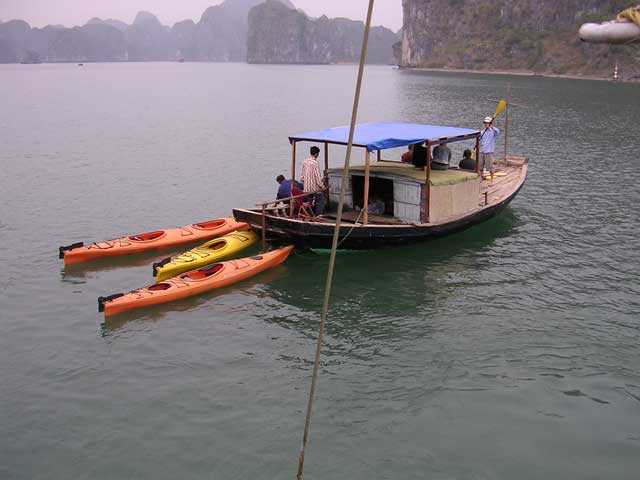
[99,245,294,317]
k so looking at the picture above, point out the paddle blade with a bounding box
[494,99,507,118]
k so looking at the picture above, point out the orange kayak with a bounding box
[60,217,247,264]
[99,245,294,317]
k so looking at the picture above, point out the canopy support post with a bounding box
[290,141,297,218]
[261,204,267,253]
[324,142,329,207]
[363,149,371,225]
[504,82,511,161]
[377,150,381,162]
[424,142,431,223]
[475,137,480,174]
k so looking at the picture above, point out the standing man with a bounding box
[300,146,326,215]
[480,116,500,177]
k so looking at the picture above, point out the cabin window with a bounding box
[352,175,394,216]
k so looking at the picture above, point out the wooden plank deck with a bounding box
[480,157,528,208]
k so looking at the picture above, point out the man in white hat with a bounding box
[480,116,500,177]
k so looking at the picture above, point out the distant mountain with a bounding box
[126,11,174,61]
[56,24,128,62]
[87,17,128,32]
[172,20,197,60]
[186,0,294,61]
[247,0,399,64]
[0,20,32,63]
[0,0,396,64]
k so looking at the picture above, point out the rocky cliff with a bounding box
[0,0,295,63]
[187,0,294,61]
[400,0,639,79]
[247,0,399,64]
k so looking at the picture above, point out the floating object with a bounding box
[579,5,640,45]
[153,230,258,282]
[60,217,247,264]
[579,21,640,43]
[99,245,294,317]
[234,122,528,249]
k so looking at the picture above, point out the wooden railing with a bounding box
[254,191,322,252]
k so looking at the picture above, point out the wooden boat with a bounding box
[60,217,247,264]
[233,122,528,249]
[99,245,294,317]
[152,229,258,282]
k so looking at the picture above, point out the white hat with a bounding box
[483,116,493,123]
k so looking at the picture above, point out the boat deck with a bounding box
[480,156,528,208]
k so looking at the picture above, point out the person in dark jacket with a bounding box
[411,143,427,168]
[276,175,303,200]
[458,149,476,170]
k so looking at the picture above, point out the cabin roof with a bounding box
[335,161,479,185]
[289,122,479,151]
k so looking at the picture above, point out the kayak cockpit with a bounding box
[128,231,165,242]
[192,219,228,230]
[182,263,224,280]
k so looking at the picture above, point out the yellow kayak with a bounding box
[152,230,258,282]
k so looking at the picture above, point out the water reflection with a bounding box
[99,209,519,341]
[61,250,173,279]
[256,208,521,344]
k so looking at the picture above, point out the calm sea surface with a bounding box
[1,62,639,479]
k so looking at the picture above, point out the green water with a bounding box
[1,63,639,479]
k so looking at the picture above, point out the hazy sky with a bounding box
[0,0,403,31]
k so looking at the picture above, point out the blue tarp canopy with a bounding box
[289,122,479,152]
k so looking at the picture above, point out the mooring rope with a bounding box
[295,1,376,478]
[336,207,365,248]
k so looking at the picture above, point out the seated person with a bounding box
[401,144,414,163]
[291,187,316,218]
[276,174,303,200]
[431,143,451,170]
[458,149,476,170]
[411,142,427,168]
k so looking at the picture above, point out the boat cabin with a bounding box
[288,122,483,224]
